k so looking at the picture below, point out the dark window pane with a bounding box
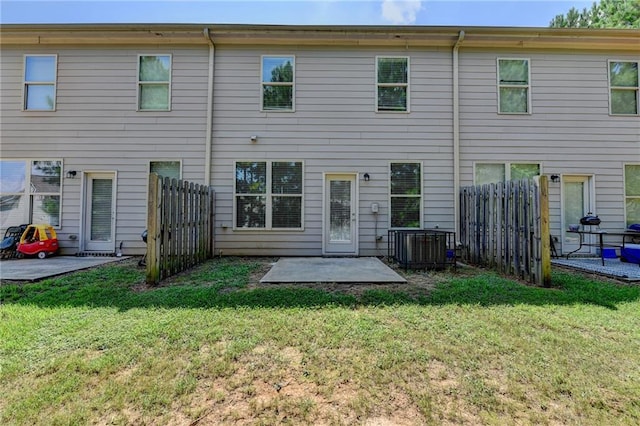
[391,163,421,195]
[378,58,408,84]
[272,196,302,228]
[378,87,407,111]
[263,85,293,110]
[236,196,266,228]
[272,162,302,194]
[391,197,420,228]
[236,162,266,194]
[611,89,638,115]
[610,62,638,87]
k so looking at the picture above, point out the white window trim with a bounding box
[148,159,182,180]
[137,54,172,112]
[388,161,423,229]
[376,56,410,113]
[22,54,58,112]
[473,162,542,185]
[0,158,64,229]
[624,163,640,227]
[233,160,304,231]
[608,59,639,116]
[260,55,296,113]
[497,57,531,115]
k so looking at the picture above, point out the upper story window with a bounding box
[234,160,303,229]
[261,56,295,111]
[23,55,57,111]
[138,55,171,111]
[475,163,540,185]
[609,61,639,116]
[625,164,640,227]
[497,58,530,114]
[150,160,181,180]
[377,57,409,112]
[390,162,422,228]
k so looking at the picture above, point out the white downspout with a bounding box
[203,28,215,184]
[453,30,465,239]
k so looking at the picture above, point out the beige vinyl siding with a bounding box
[0,46,210,254]
[459,50,640,251]
[211,46,454,256]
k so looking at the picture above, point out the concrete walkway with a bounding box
[260,257,406,283]
[0,256,130,282]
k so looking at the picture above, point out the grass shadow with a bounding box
[1,258,639,311]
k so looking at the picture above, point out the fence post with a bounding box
[539,175,552,287]
[146,173,160,285]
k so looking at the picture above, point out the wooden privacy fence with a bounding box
[146,173,215,285]
[459,176,551,287]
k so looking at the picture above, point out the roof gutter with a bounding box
[203,27,215,185]
[453,30,465,240]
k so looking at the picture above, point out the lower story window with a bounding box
[234,160,303,230]
[390,162,422,228]
[0,160,62,229]
[625,164,640,227]
[475,162,540,185]
[150,160,181,180]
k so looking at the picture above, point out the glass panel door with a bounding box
[562,176,593,254]
[84,173,115,252]
[90,179,113,241]
[324,174,357,254]
[330,180,351,241]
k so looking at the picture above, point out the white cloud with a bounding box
[381,0,423,25]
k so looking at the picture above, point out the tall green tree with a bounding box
[549,0,640,28]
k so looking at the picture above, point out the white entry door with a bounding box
[562,175,594,254]
[83,172,116,252]
[324,174,358,255]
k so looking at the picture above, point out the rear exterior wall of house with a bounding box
[1,28,638,257]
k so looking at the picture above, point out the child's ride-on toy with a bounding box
[16,224,59,259]
[0,224,28,259]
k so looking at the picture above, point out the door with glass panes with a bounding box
[83,172,116,252]
[323,174,358,255]
[562,175,594,254]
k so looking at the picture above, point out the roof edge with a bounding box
[1,24,638,51]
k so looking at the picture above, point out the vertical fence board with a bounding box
[146,174,160,284]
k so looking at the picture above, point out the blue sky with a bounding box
[1,0,594,27]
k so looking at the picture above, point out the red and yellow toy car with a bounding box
[16,224,59,259]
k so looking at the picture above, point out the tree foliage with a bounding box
[549,0,640,28]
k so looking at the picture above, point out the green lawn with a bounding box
[1,258,639,425]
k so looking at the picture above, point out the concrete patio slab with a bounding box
[552,257,640,282]
[0,256,130,282]
[260,257,406,283]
